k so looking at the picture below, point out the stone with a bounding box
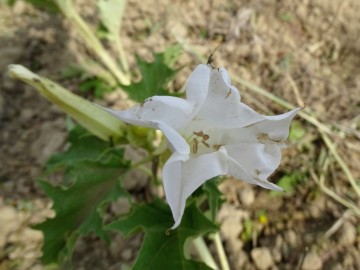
[121,249,133,261]
[251,247,274,270]
[30,122,65,164]
[0,206,19,249]
[20,108,35,121]
[111,197,131,216]
[337,221,356,246]
[218,204,249,252]
[284,230,299,248]
[302,251,323,270]
[238,186,255,206]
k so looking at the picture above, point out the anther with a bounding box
[201,140,210,148]
[193,130,204,137]
[192,138,199,153]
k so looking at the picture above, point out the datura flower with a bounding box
[102,64,299,229]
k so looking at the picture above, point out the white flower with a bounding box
[102,64,299,229]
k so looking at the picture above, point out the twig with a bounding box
[310,170,360,216]
[286,74,305,108]
[319,131,360,198]
[324,209,353,238]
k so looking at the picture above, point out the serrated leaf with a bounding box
[122,46,182,102]
[35,145,130,264]
[107,200,217,270]
[46,125,112,172]
[203,177,225,221]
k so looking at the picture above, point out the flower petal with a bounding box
[185,64,211,112]
[224,143,283,191]
[100,96,193,155]
[163,148,228,229]
[156,121,190,155]
[101,95,193,130]
[259,108,300,140]
[194,67,265,128]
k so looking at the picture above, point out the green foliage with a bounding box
[278,12,294,22]
[122,45,182,102]
[270,172,305,197]
[22,0,59,13]
[79,77,113,98]
[61,65,113,98]
[203,177,225,221]
[35,125,130,265]
[240,219,254,242]
[289,120,306,141]
[1,0,16,6]
[125,125,156,151]
[107,200,218,270]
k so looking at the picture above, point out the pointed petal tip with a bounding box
[170,218,181,230]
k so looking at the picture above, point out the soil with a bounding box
[1,0,360,269]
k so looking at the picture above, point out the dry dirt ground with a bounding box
[1,0,360,269]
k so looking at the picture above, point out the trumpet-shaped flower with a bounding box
[102,64,299,229]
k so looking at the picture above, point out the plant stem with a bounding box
[115,35,130,74]
[211,233,230,270]
[55,0,131,86]
[192,237,219,270]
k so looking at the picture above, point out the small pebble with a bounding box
[302,251,322,270]
[251,247,274,270]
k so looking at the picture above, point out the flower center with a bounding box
[189,130,223,155]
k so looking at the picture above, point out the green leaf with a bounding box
[107,200,217,270]
[46,125,112,172]
[79,77,112,98]
[35,126,130,265]
[122,46,182,102]
[202,177,224,221]
[24,0,59,13]
[125,125,156,151]
[270,172,304,197]
[289,120,305,141]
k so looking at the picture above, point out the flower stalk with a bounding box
[54,0,130,86]
[8,65,124,142]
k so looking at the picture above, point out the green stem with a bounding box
[55,0,130,86]
[192,237,219,269]
[211,233,230,270]
[115,35,130,74]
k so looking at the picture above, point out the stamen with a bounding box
[213,144,223,150]
[192,138,198,153]
[257,133,284,144]
[201,140,210,148]
[193,130,204,137]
